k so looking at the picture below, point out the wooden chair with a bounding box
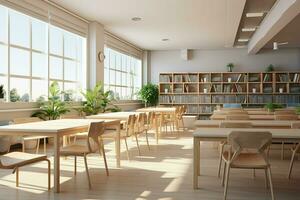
[102,114,137,159]
[225,115,250,120]
[222,131,274,200]
[0,152,50,190]
[60,121,108,189]
[287,122,300,179]
[217,122,253,177]
[135,113,151,151]
[13,117,47,154]
[275,114,298,159]
[175,106,186,131]
[158,113,174,134]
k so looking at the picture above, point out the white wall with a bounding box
[150,48,300,83]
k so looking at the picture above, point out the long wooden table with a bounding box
[0,119,121,193]
[136,107,176,113]
[194,120,298,128]
[87,111,162,144]
[210,114,300,120]
[193,128,300,189]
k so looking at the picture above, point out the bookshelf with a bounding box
[159,72,300,119]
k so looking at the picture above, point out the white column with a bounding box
[88,21,105,89]
[142,50,150,84]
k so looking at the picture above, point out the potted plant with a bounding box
[227,63,234,72]
[0,85,4,101]
[77,82,120,116]
[32,81,70,120]
[138,83,159,107]
[264,103,284,112]
[265,64,274,72]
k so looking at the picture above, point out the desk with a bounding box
[136,107,176,114]
[194,120,297,128]
[86,112,140,120]
[193,128,300,189]
[0,119,121,193]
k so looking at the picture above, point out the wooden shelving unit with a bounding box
[159,72,300,119]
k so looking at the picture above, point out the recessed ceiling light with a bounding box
[238,38,249,42]
[246,12,264,18]
[242,27,256,32]
[131,17,142,21]
[162,38,169,42]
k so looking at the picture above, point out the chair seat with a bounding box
[60,144,90,155]
[23,135,47,140]
[222,152,268,168]
[0,152,47,168]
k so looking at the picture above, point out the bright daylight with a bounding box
[0,0,300,200]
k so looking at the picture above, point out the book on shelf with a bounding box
[263,74,271,82]
[236,74,242,82]
[293,73,300,83]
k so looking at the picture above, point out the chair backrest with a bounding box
[228,131,272,161]
[225,115,250,120]
[125,114,136,136]
[274,110,296,115]
[220,122,252,128]
[136,113,147,132]
[147,112,155,127]
[275,114,298,121]
[291,122,300,129]
[87,121,105,152]
[13,117,42,124]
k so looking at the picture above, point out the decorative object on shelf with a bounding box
[226,63,234,72]
[228,77,232,83]
[265,64,274,72]
[32,81,70,120]
[279,88,284,93]
[264,103,284,112]
[203,77,207,82]
[77,82,120,116]
[0,85,4,102]
[203,88,208,93]
[252,88,256,93]
[138,83,159,107]
[165,88,168,93]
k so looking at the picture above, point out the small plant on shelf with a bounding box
[264,103,284,112]
[226,63,234,72]
[32,81,70,120]
[265,64,275,72]
[138,83,159,107]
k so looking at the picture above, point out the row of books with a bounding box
[277,74,289,82]
[292,73,300,83]
[186,105,199,114]
[274,95,300,103]
[212,95,247,103]
[159,95,211,104]
[248,95,272,104]
[199,105,214,113]
[159,75,172,82]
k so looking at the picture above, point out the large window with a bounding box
[0,5,86,102]
[104,47,142,100]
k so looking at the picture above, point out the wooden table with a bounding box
[0,119,121,193]
[210,114,300,120]
[136,107,176,114]
[194,120,298,128]
[193,128,300,189]
[86,111,140,120]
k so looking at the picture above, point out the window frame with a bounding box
[0,5,86,102]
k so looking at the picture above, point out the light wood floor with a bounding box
[0,130,300,200]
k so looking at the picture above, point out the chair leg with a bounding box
[281,142,284,160]
[145,130,150,151]
[100,140,109,176]
[288,150,296,179]
[16,167,19,187]
[22,141,25,152]
[83,155,92,189]
[46,159,51,190]
[73,136,77,144]
[267,167,275,200]
[218,143,224,178]
[222,162,226,186]
[264,169,269,189]
[74,156,77,175]
[134,134,141,155]
[44,138,47,154]
[223,163,231,200]
[124,138,130,160]
[36,139,40,154]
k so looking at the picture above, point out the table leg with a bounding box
[53,135,60,193]
[193,137,200,189]
[115,124,121,168]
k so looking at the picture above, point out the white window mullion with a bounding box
[7,10,10,102]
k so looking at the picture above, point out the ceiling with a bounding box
[264,13,300,49]
[51,0,246,50]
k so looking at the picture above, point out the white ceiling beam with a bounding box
[248,0,300,54]
[225,0,246,47]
